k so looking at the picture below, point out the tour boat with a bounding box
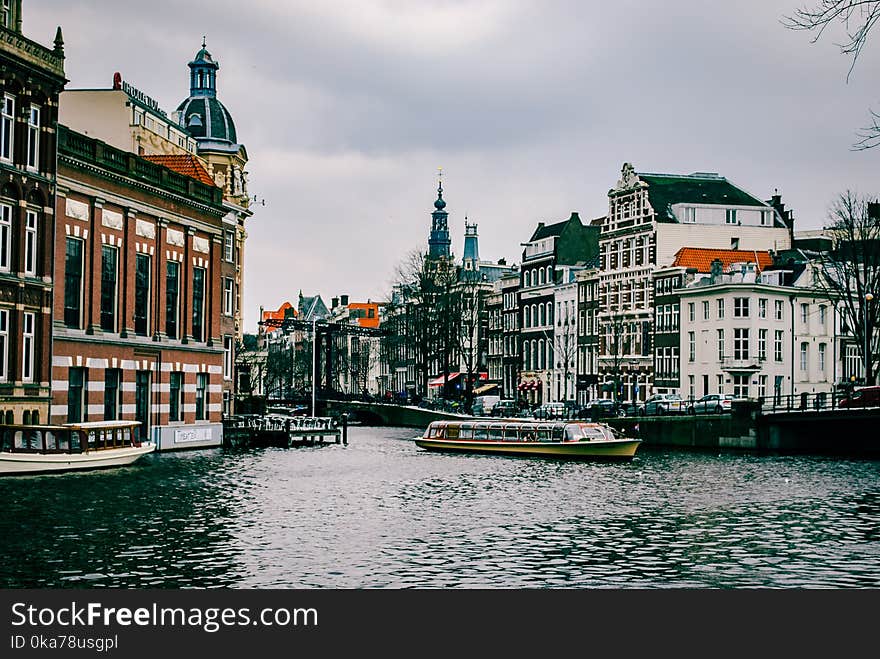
[0,420,155,475]
[415,419,641,460]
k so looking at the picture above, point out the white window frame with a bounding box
[27,104,39,170]
[0,203,11,272]
[0,308,7,382]
[223,277,234,316]
[224,230,234,262]
[22,312,34,383]
[1,93,14,162]
[25,210,38,276]
[223,335,233,381]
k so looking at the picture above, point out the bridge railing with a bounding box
[758,391,879,414]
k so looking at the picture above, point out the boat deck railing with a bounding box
[0,421,144,455]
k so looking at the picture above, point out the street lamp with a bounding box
[311,318,317,418]
[866,293,874,384]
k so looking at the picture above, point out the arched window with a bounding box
[539,340,546,370]
[22,410,30,425]
[5,410,12,424]
[539,268,545,285]
[31,410,39,425]
[531,339,537,370]
[523,341,530,369]
[531,305,538,327]
[547,266,553,283]
[547,301,553,325]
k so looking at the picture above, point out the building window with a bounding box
[725,208,737,224]
[224,335,233,381]
[759,298,767,319]
[224,230,234,262]
[734,328,749,360]
[21,312,34,383]
[24,210,38,276]
[819,305,827,331]
[774,300,784,321]
[758,329,767,361]
[192,267,206,342]
[717,374,724,394]
[759,375,768,398]
[100,245,118,332]
[688,375,695,399]
[733,374,749,398]
[1,1,11,29]
[702,301,710,321]
[800,342,809,372]
[104,368,121,420]
[166,261,180,339]
[0,309,7,382]
[717,329,725,361]
[1,94,13,161]
[169,371,183,422]
[195,373,207,421]
[734,297,749,318]
[0,202,11,273]
[717,298,725,319]
[819,343,827,374]
[223,278,234,316]
[688,302,695,322]
[800,303,809,326]
[68,367,85,423]
[64,237,84,328]
[27,105,39,170]
[134,254,151,336]
[688,332,695,362]
[774,330,784,362]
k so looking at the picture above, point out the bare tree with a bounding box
[554,305,579,402]
[783,1,880,148]
[452,272,489,413]
[814,190,880,384]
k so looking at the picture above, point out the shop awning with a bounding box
[473,383,499,395]
[427,372,461,388]
[518,380,540,391]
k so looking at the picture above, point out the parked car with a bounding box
[590,399,623,418]
[532,402,567,420]
[687,394,736,414]
[639,394,684,416]
[838,385,880,409]
[491,400,520,417]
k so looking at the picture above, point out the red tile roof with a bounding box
[672,247,773,273]
[143,154,216,187]
[261,301,296,324]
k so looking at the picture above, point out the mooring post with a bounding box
[342,413,348,445]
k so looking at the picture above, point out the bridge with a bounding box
[322,400,471,428]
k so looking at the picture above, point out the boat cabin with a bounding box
[423,420,617,443]
[0,420,143,455]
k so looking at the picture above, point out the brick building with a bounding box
[51,126,227,449]
[0,1,65,423]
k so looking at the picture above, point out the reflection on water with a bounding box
[0,426,877,588]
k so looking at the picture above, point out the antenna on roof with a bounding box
[202,35,207,48]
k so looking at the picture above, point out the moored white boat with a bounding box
[0,420,154,475]
[415,419,641,460]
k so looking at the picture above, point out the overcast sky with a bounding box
[26,1,880,332]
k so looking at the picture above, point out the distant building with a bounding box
[576,267,600,405]
[518,212,598,404]
[0,2,66,423]
[598,163,793,402]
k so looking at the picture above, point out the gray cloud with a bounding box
[24,1,880,331]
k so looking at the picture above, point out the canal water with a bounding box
[1,426,877,588]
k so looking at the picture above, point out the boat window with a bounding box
[565,425,584,441]
[429,424,443,438]
[57,431,70,452]
[44,431,56,451]
[488,425,503,440]
[473,426,488,440]
[0,428,10,451]
[519,426,536,441]
[579,425,608,440]
[70,432,82,451]
[536,428,550,441]
[551,425,564,441]
[459,424,473,439]
[446,425,460,439]
[503,425,520,441]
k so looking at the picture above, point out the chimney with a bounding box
[710,258,724,282]
[340,294,349,306]
[332,297,339,309]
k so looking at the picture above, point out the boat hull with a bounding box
[414,438,640,460]
[0,443,156,475]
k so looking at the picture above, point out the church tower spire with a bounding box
[427,169,451,260]
[188,38,219,97]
